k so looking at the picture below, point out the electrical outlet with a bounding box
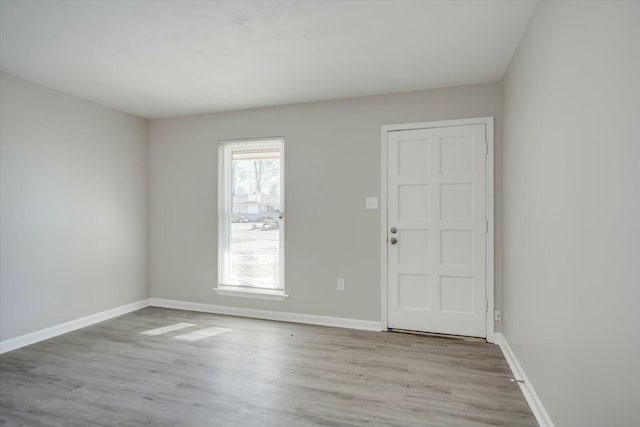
[494,310,502,321]
[337,278,345,291]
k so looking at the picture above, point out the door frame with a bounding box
[380,117,495,343]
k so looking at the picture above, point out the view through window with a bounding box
[219,139,284,290]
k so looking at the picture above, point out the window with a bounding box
[217,138,286,299]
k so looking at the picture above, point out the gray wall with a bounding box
[502,2,640,426]
[150,83,503,324]
[0,72,150,341]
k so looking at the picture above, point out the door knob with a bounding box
[390,237,398,245]
[390,227,397,234]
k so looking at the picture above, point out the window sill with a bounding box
[213,286,289,301]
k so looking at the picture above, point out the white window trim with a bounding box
[216,137,286,300]
[213,285,289,301]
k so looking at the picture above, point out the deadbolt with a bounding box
[390,237,398,245]
[390,227,397,234]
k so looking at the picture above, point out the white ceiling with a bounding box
[0,0,536,119]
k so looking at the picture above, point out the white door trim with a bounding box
[380,117,495,343]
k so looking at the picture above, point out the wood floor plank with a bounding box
[0,307,537,426]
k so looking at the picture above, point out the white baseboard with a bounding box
[0,298,150,354]
[0,299,551,425]
[0,297,381,354]
[149,298,382,331]
[495,333,555,427]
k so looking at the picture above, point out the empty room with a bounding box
[0,1,638,426]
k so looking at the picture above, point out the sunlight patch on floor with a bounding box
[140,322,196,336]
[173,327,231,342]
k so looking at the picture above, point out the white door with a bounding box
[387,124,487,337]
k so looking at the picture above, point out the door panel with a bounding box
[387,124,486,337]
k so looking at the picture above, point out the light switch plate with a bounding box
[365,197,378,209]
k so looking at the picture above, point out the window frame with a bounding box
[216,137,286,299]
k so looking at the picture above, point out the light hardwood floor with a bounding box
[0,307,537,426]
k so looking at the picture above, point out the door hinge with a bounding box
[484,140,488,156]
[484,298,488,312]
[485,220,489,233]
